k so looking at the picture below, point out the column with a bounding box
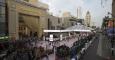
[8,0,19,40]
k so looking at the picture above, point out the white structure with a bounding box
[85,11,91,27]
[62,11,72,17]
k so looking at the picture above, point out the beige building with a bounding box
[85,11,91,27]
[62,12,72,29]
[61,12,78,29]
[7,0,49,40]
[47,15,62,30]
[61,17,71,29]
[62,12,72,17]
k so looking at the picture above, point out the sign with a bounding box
[49,34,53,41]
[0,36,9,40]
[60,34,63,41]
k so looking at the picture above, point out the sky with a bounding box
[39,0,112,27]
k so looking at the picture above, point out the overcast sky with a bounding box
[39,0,112,27]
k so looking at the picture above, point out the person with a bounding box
[71,58,76,60]
[42,54,49,60]
[46,54,49,60]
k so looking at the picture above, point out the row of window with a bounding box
[23,0,29,2]
[19,26,26,30]
[0,7,5,14]
[0,0,7,36]
[0,0,5,3]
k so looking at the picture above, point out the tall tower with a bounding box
[77,7,82,19]
[77,8,79,18]
[85,11,91,27]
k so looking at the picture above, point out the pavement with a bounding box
[97,34,111,59]
[80,33,107,60]
[80,33,115,60]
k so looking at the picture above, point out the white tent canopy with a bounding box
[64,24,93,32]
[44,25,93,33]
[44,30,63,32]
[44,29,91,33]
[44,23,94,33]
[44,30,72,32]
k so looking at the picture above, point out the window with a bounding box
[0,1,7,36]
[51,26,55,30]
[58,18,60,23]
[23,0,29,2]
[0,0,5,3]
[0,7,5,14]
[71,22,74,26]
[0,15,5,22]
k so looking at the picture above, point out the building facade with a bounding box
[112,0,115,17]
[85,11,91,27]
[61,12,73,29]
[6,0,48,40]
[0,0,8,36]
[47,15,62,30]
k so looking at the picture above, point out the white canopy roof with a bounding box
[44,30,62,32]
[44,24,93,33]
[65,24,93,32]
[44,30,72,32]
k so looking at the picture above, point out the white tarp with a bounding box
[44,30,71,32]
[65,24,93,32]
[44,30,62,32]
[44,24,93,33]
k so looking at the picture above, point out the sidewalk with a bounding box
[97,33,113,59]
[80,33,106,60]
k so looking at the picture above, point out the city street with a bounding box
[29,33,115,60]
[0,0,115,60]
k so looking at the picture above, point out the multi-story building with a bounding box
[47,15,63,30]
[0,0,8,37]
[62,17,71,29]
[1,0,49,40]
[62,11,85,29]
[112,0,115,17]
[85,11,91,27]
[61,12,72,29]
